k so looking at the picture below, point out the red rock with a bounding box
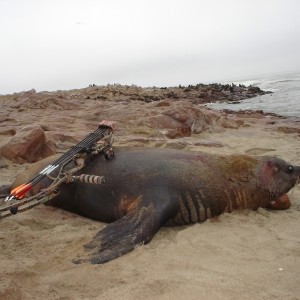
[192,110,222,133]
[163,105,225,134]
[0,125,56,163]
[141,104,230,138]
[144,114,191,138]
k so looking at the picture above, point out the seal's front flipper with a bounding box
[74,202,161,264]
[267,194,291,210]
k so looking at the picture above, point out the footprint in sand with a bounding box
[245,148,276,155]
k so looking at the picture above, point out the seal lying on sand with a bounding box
[6,148,300,264]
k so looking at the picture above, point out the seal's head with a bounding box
[260,157,300,209]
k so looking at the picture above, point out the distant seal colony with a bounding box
[7,148,300,264]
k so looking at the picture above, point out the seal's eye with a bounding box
[286,166,294,174]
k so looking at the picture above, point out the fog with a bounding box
[1,0,300,94]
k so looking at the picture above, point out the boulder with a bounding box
[143,114,191,139]
[140,103,239,138]
[0,125,56,163]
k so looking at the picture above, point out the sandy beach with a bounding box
[0,86,299,299]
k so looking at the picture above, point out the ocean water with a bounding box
[207,71,300,117]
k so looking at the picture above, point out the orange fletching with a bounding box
[11,183,26,195]
[11,183,32,199]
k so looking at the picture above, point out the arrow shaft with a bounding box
[10,125,111,200]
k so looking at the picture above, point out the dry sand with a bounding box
[0,88,299,299]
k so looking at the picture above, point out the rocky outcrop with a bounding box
[11,89,79,110]
[8,82,268,105]
[140,102,241,138]
[143,114,191,139]
[76,83,271,104]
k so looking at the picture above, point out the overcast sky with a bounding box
[1,0,300,94]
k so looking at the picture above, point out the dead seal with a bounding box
[6,148,300,264]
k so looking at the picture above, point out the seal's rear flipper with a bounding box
[73,203,160,264]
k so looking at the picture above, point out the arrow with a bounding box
[6,124,112,201]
